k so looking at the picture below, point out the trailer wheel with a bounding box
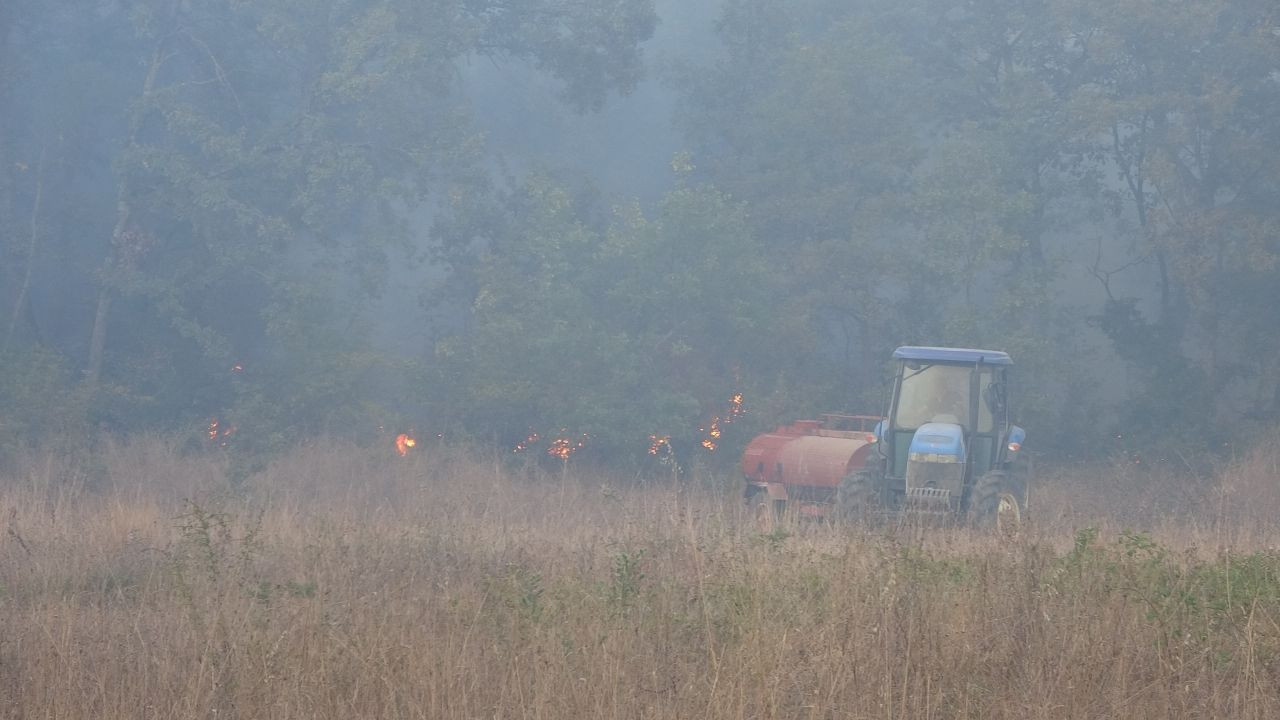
[751,492,780,532]
[971,470,1025,533]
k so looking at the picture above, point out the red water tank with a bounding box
[741,414,879,490]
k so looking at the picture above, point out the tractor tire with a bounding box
[838,469,881,521]
[970,470,1026,533]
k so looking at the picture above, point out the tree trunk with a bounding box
[6,145,44,346]
[85,287,113,386]
[0,2,14,322]
[85,33,168,386]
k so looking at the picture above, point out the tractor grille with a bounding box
[905,486,952,504]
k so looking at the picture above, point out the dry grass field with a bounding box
[2,437,1280,719]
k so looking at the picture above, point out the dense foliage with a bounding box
[1,0,1277,466]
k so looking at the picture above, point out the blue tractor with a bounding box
[842,346,1029,527]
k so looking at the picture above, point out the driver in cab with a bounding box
[928,385,967,426]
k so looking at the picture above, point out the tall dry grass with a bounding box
[2,436,1279,719]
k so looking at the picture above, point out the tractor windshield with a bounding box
[894,364,995,431]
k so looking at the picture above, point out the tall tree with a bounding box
[432,173,784,461]
[673,0,1084,424]
[1059,0,1280,431]
[2,0,657,445]
[0,1,16,338]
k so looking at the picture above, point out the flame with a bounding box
[547,432,587,461]
[696,389,747,450]
[698,392,744,452]
[395,433,417,456]
[514,430,540,453]
[231,363,244,373]
[728,393,744,420]
[207,418,237,447]
[648,434,672,456]
[699,418,723,451]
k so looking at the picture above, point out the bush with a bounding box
[0,345,91,466]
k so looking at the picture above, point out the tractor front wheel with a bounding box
[838,469,881,522]
[971,471,1026,533]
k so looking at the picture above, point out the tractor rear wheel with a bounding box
[838,469,880,521]
[971,470,1026,532]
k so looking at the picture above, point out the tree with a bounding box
[673,0,1087,430]
[0,0,657,448]
[672,0,1280,454]
[675,0,924,248]
[1058,0,1280,434]
[432,173,783,462]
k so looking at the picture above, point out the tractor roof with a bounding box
[893,346,1013,366]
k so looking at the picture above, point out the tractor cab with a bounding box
[868,346,1026,517]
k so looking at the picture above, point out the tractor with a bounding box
[842,346,1029,528]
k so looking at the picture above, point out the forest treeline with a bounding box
[1,0,1277,468]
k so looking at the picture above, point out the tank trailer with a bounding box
[743,346,1029,529]
[741,414,881,526]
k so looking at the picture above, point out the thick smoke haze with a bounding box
[1,0,1278,467]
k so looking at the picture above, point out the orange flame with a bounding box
[728,393,744,420]
[207,418,236,447]
[648,434,672,456]
[547,432,587,461]
[700,418,721,451]
[514,430,540,453]
[699,392,744,452]
[395,433,417,456]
